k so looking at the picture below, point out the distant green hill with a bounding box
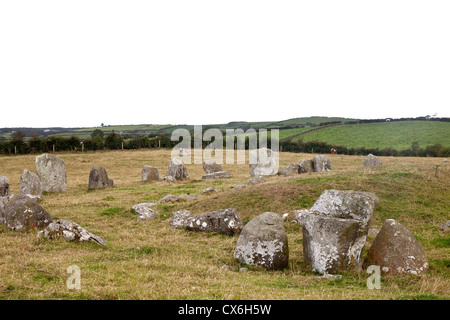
[290,121,450,150]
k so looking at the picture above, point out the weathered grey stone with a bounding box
[37,219,106,245]
[439,221,450,231]
[277,164,300,176]
[35,153,67,192]
[4,195,53,231]
[299,159,314,173]
[201,171,232,180]
[247,175,266,186]
[160,176,176,182]
[179,193,197,201]
[313,155,331,172]
[168,158,189,181]
[131,203,158,222]
[364,219,428,275]
[364,154,382,167]
[314,273,342,281]
[201,187,218,194]
[170,210,191,228]
[296,189,379,274]
[142,165,160,182]
[249,148,278,177]
[157,194,181,204]
[203,160,223,174]
[88,165,114,190]
[0,195,13,224]
[234,212,289,270]
[232,184,245,191]
[368,229,379,237]
[19,170,42,198]
[0,176,10,197]
[185,208,243,235]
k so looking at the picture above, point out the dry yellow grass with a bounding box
[0,149,449,300]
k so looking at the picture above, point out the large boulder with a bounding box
[234,212,289,270]
[185,208,243,235]
[0,195,13,224]
[299,159,314,173]
[296,189,378,274]
[35,153,67,192]
[203,161,223,174]
[201,171,232,180]
[249,148,278,177]
[19,170,42,198]
[37,219,106,246]
[0,176,10,197]
[313,155,331,172]
[88,165,114,190]
[168,158,189,181]
[131,203,158,222]
[363,154,382,167]
[3,195,53,231]
[277,164,300,176]
[142,165,160,182]
[364,219,428,275]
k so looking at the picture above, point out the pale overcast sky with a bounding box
[1,1,449,128]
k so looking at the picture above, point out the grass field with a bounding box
[291,121,450,150]
[0,149,449,299]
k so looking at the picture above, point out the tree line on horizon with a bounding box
[0,128,448,158]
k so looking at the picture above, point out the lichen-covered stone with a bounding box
[299,159,314,173]
[201,171,232,180]
[0,176,10,197]
[185,208,243,235]
[142,165,160,182]
[277,164,300,176]
[19,170,42,198]
[157,194,181,204]
[35,153,67,192]
[201,187,218,194]
[249,148,278,177]
[4,195,53,231]
[0,195,13,224]
[168,158,189,181]
[234,212,289,270]
[364,219,428,275]
[247,175,266,186]
[202,161,223,174]
[313,155,331,172]
[88,165,114,190]
[363,154,382,167]
[296,189,379,274]
[170,210,191,228]
[131,203,158,222]
[37,219,106,245]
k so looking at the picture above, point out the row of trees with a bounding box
[1,130,449,157]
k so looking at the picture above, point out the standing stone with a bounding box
[277,164,300,176]
[0,176,10,197]
[364,219,429,275]
[249,148,278,177]
[19,170,42,198]
[185,208,243,235]
[299,159,314,173]
[35,153,67,192]
[168,158,189,181]
[88,165,114,190]
[4,195,53,231]
[234,212,289,270]
[247,175,266,186]
[142,165,160,182]
[203,160,223,174]
[296,189,378,274]
[170,210,191,228]
[313,155,331,172]
[363,154,382,167]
